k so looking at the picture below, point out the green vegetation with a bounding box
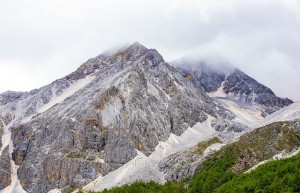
[195,137,221,155]
[86,157,96,161]
[217,153,300,193]
[82,181,185,193]
[187,147,237,193]
[81,147,89,152]
[66,154,83,159]
[67,186,81,193]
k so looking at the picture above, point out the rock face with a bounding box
[0,146,11,189]
[175,62,293,114]
[211,118,248,133]
[159,143,208,181]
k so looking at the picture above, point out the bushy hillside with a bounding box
[78,152,299,193]
[217,152,300,193]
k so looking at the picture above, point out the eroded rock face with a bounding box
[11,117,104,192]
[0,146,11,190]
[211,118,248,133]
[159,146,206,181]
[103,129,136,174]
[17,154,102,193]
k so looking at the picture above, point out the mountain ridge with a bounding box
[174,61,293,115]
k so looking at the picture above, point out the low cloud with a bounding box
[0,0,299,101]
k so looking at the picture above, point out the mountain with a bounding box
[174,61,293,115]
[0,42,298,193]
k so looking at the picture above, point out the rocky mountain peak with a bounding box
[127,41,147,51]
[66,42,165,82]
[112,42,147,57]
[111,42,165,66]
[0,43,297,193]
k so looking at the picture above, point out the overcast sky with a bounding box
[0,0,299,101]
